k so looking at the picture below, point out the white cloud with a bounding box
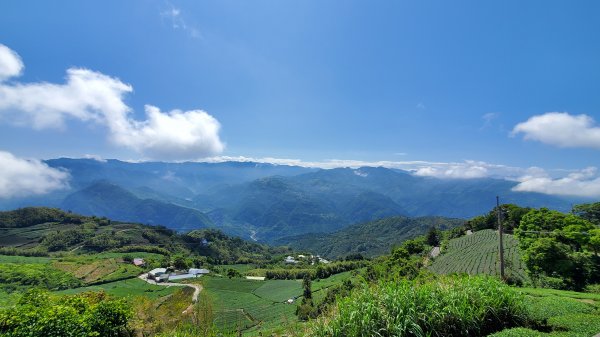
[0,44,23,81]
[0,151,69,198]
[203,156,600,196]
[0,44,224,160]
[161,5,200,38]
[109,105,224,161]
[480,112,498,130]
[201,156,526,179]
[513,167,600,197]
[512,112,600,149]
[83,154,107,162]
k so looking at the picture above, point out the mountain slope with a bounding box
[194,176,407,242]
[61,182,213,231]
[276,215,465,259]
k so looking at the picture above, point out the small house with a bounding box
[133,258,145,266]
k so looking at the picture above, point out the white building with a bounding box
[148,268,167,280]
[189,268,210,275]
[284,256,298,264]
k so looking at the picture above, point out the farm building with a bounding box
[168,273,195,281]
[189,268,210,275]
[133,258,145,266]
[284,256,298,264]
[148,268,167,281]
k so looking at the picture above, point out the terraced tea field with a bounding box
[429,229,527,281]
[202,277,302,335]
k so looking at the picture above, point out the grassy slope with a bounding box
[55,277,178,299]
[429,229,527,282]
[491,287,600,337]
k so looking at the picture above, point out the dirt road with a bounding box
[138,273,203,314]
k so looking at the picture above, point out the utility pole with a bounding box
[497,196,505,280]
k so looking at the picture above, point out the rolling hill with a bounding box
[429,229,527,282]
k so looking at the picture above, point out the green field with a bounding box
[491,287,600,336]
[55,277,177,299]
[216,264,258,275]
[429,229,527,281]
[201,277,302,335]
[0,254,51,264]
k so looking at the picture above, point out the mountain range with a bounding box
[0,158,584,242]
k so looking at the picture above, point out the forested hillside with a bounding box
[0,207,284,264]
[276,215,464,259]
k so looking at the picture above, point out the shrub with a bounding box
[0,289,131,336]
[308,275,527,337]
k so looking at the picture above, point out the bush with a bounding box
[584,283,600,294]
[308,275,527,337]
[0,289,131,336]
[0,263,82,292]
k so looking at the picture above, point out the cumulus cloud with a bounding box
[0,151,69,198]
[513,167,600,197]
[0,44,23,80]
[110,105,224,160]
[0,44,224,160]
[512,112,600,149]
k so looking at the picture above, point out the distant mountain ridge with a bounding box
[0,158,584,242]
[61,181,213,231]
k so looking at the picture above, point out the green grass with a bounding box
[517,287,600,301]
[490,286,600,336]
[311,270,354,292]
[216,264,258,275]
[0,254,51,264]
[308,275,527,337]
[55,277,177,299]
[253,279,302,302]
[429,229,527,281]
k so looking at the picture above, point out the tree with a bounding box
[302,274,312,300]
[426,227,441,247]
[173,255,189,270]
[588,228,600,255]
[523,237,573,278]
[572,202,600,226]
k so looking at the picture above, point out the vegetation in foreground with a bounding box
[308,275,527,337]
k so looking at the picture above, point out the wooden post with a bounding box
[497,196,505,280]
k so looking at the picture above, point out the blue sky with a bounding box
[1,1,600,198]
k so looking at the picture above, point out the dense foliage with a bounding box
[276,216,464,259]
[308,275,527,337]
[465,204,531,232]
[0,290,130,336]
[0,207,85,228]
[0,263,82,292]
[185,228,288,264]
[515,207,600,290]
[265,260,367,280]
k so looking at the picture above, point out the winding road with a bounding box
[138,273,203,314]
